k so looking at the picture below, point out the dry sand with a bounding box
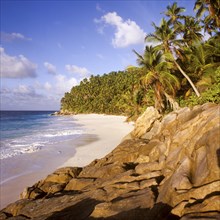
[61,114,134,167]
[0,114,133,209]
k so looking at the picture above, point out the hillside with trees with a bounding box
[60,0,220,119]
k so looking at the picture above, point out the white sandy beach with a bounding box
[61,114,134,167]
[0,114,133,209]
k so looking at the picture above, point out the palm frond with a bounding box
[203,63,220,74]
[159,71,180,95]
[133,49,143,61]
[163,52,174,61]
[194,1,202,11]
[196,76,212,87]
[133,49,145,67]
[141,71,156,88]
[145,33,161,42]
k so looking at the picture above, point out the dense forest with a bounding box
[60,0,220,120]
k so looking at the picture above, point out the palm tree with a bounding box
[145,18,201,97]
[194,0,220,34]
[133,45,180,112]
[146,18,176,52]
[204,33,220,62]
[179,16,204,46]
[183,37,220,90]
[164,2,185,28]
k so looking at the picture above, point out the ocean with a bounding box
[0,111,84,160]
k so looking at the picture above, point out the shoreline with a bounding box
[61,114,134,168]
[0,114,133,209]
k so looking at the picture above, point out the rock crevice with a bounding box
[1,103,219,220]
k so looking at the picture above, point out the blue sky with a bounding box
[0,0,195,110]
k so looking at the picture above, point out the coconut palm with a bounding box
[146,18,176,52]
[164,2,185,29]
[133,45,180,112]
[145,18,201,97]
[194,0,220,34]
[204,33,220,62]
[183,36,220,91]
[181,16,204,46]
[194,0,209,18]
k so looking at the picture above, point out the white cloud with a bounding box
[44,82,52,90]
[34,81,52,91]
[0,84,42,100]
[33,74,77,96]
[13,85,41,97]
[55,74,78,95]
[96,3,105,13]
[14,85,32,94]
[0,87,11,94]
[44,62,57,75]
[0,77,77,110]
[65,64,90,77]
[0,63,80,109]
[0,47,37,78]
[0,32,32,42]
[96,12,146,48]
[34,73,78,97]
[0,84,58,110]
[94,18,107,35]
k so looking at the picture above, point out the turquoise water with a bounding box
[0,111,83,159]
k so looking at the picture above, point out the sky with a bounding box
[0,0,195,110]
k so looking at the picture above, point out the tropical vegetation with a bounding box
[61,70,146,118]
[60,0,220,119]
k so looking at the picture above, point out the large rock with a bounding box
[1,103,219,219]
[21,167,82,199]
[90,188,155,219]
[131,106,161,138]
[65,178,95,191]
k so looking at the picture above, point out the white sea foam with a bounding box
[43,130,83,137]
[0,113,84,160]
[0,143,43,159]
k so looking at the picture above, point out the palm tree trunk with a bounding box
[167,46,201,97]
[164,92,180,111]
[173,59,201,97]
[154,82,165,113]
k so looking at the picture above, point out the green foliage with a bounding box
[194,0,220,34]
[60,1,220,118]
[61,69,149,117]
[180,67,220,107]
[134,45,180,112]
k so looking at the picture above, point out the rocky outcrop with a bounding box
[1,103,219,220]
[51,109,75,116]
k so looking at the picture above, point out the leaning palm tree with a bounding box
[183,38,220,90]
[145,18,201,97]
[133,46,180,112]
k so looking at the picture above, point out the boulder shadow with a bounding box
[216,148,220,168]
[45,199,180,220]
[89,203,180,220]
[45,198,100,220]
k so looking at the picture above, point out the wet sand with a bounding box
[0,114,133,209]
